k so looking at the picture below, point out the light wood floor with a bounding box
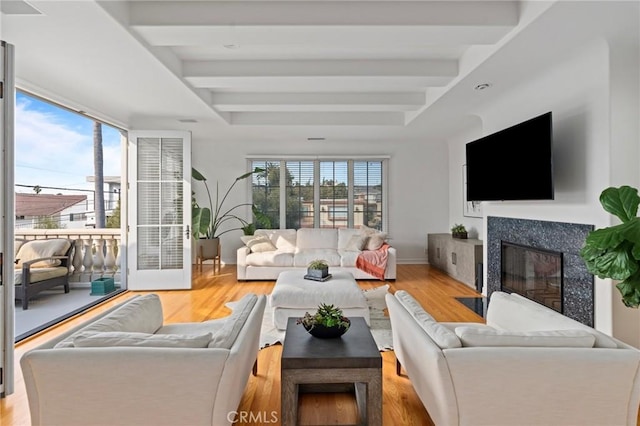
[2,264,485,425]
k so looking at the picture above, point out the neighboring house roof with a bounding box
[15,193,87,217]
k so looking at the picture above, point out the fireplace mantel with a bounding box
[486,216,594,326]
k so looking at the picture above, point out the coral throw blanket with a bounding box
[356,243,389,280]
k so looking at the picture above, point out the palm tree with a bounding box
[93,121,105,228]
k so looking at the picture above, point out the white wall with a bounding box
[447,39,640,342]
[447,117,483,239]
[191,136,450,265]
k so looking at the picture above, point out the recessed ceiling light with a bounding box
[178,119,198,123]
[474,83,492,91]
[223,44,240,50]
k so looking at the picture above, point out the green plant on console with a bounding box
[451,223,468,239]
[191,167,270,239]
[580,185,640,308]
[451,224,467,233]
[297,303,350,330]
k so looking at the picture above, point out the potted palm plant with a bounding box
[192,167,269,257]
[580,185,640,308]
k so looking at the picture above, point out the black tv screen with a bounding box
[465,112,554,201]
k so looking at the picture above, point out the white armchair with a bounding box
[21,293,267,426]
[387,290,640,426]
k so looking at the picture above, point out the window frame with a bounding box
[247,156,389,232]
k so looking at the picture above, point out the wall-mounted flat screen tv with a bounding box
[465,111,554,201]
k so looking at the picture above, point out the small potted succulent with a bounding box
[451,224,468,239]
[297,303,351,338]
[306,259,330,280]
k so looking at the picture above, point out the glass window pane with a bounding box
[286,161,314,228]
[138,182,159,225]
[354,161,383,230]
[161,138,183,181]
[161,228,183,269]
[138,226,160,270]
[138,138,160,180]
[320,161,348,228]
[252,161,281,229]
[161,182,182,225]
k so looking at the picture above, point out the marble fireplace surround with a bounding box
[486,216,595,327]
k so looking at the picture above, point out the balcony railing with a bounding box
[15,229,122,286]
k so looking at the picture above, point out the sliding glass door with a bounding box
[0,40,16,398]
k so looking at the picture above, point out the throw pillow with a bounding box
[15,239,71,268]
[344,234,368,251]
[241,235,277,253]
[359,225,387,250]
[366,233,387,251]
[72,331,213,348]
[54,294,164,348]
[359,224,380,236]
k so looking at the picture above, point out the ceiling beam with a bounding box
[134,25,516,47]
[212,92,425,112]
[129,1,518,27]
[185,59,456,78]
[230,112,405,126]
[188,76,452,91]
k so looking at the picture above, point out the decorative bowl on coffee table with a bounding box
[297,303,351,338]
[303,318,351,338]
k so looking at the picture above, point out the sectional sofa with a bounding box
[236,227,397,280]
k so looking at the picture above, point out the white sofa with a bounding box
[386,290,640,426]
[20,293,266,426]
[236,228,397,280]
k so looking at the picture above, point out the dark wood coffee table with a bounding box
[281,316,382,426]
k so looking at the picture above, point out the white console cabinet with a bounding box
[427,233,483,289]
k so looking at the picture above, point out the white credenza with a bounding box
[427,233,483,289]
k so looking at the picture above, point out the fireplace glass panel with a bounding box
[501,241,562,313]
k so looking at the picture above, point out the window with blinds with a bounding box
[251,161,281,229]
[354,161,383,230]
[286,161,314,228]
[137,137,184,270]
[249,158,386,231]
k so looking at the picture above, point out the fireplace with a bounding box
[487,217,594,326]
[501,241,563,313]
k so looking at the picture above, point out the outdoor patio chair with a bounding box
[14,238,73,310]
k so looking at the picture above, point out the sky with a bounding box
[15,91,122,195]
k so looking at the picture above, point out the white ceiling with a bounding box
[1,1,638,142]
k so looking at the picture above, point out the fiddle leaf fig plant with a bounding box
[579,185,640,307]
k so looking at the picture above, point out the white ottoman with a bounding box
[270,270,370,330]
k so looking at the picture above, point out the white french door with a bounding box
[0,41,16,397]
[127,131,192,290]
